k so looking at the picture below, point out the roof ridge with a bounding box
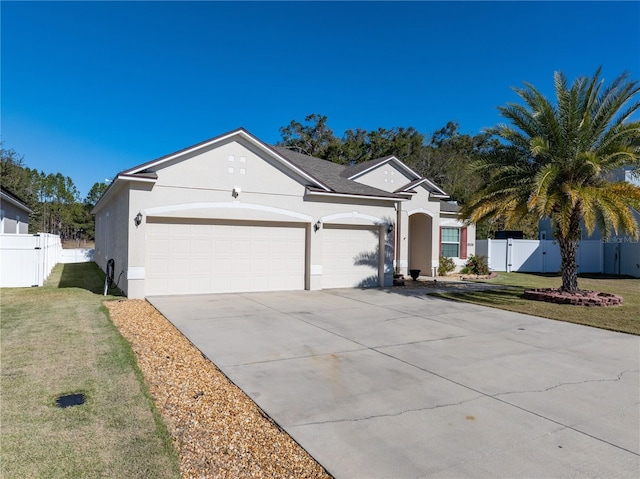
[272,146,403,199]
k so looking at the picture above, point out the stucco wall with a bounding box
[95,135,479,295]
[94,183,130,295]
[352,161,414,193]
[152,138,309,197]
[121,138,398,297]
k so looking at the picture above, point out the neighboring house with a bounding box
[0,186,32,234]
[538,166,640,277]
[0,187,62,287]
[92,128,475,298]
[607,166,640,187]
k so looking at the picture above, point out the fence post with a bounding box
[35,234,43,287]
[506,238,513,273]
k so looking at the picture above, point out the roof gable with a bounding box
[341,156,448,198]
[271,147,402,199]
[395,178,449,197]
[342,156,421,181]
[0,186,33,214]
[121,128,330,192]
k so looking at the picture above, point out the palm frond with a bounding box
[470,68,640,251]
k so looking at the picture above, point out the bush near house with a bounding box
[461,254,490,276]
[438,256,456,276]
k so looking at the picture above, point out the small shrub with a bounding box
[461,254,489,276]
[437,256,456,276]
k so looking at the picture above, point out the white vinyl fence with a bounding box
[0,233,62,287]
[477,238,640,277]
[60,248,94,263]
[602,237,640,277]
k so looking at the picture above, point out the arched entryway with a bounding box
[408,213,433,276]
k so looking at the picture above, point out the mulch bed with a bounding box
[106,299,332,479]
[523,288,623,306]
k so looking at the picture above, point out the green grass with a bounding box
[434,272,640,335]
[1,263,181,479]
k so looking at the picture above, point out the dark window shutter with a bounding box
[439,226,442,257]
[460,227,467,259]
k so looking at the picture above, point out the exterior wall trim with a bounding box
[321,211,387,225]
[306,190,403,202]
[116,174,158,183]
[407,207,436,218]
[127,266,145,280]
[0,191,33,214]
[144,201,313,222]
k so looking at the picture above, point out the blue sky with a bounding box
[2,1,639,198]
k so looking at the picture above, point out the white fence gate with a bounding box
[476,238,625,275]
[602,239,640,277]
[0,233,62,287]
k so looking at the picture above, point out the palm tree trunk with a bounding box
[558,236,579,293]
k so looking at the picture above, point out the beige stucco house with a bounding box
[92,128,475,298]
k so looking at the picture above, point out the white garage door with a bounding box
[322,225,380,289]
[145,219,306,296]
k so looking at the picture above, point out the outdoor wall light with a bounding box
[314,220,322,232]
[232,187,241,198]
[134,212,143,227]
[387,223,394,234]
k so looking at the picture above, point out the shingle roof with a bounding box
[394,178,425,193]
[0,186,33,213]
[341,156,395,179]
[271,146,403,199]
[440,201,461,213]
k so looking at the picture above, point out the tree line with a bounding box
[0,144,107,240]
[277,114,538,237]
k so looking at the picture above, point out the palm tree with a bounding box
[462,68,640,293]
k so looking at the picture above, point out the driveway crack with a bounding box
[492,369,638,397]
[289,394,485,427]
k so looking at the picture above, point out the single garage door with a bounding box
[145,219,306,296]
[322,224,380,288]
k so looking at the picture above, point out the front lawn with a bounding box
[433,273,640,335]
[0,263,181,478]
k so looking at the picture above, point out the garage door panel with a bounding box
[146,220,305,295]
[322,225,380,289]
[254,257,269,271]
[191,238,210,251]
[190,259,210,275]
[254,242,269,255]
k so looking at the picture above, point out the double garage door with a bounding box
[145,219,306,296]
[145,219,382,296]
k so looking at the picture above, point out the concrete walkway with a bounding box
[149,289,639,478]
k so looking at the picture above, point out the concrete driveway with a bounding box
[149,288,640,478]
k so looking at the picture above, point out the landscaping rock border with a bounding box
[523,288,623,307]
[106,299,332,479]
